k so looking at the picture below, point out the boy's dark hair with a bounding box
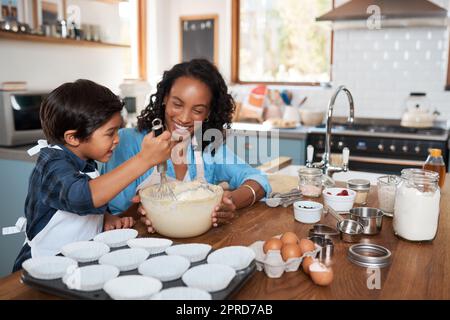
[40,79,123,144]
[137,59,235,153]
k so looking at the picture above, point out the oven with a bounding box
[0,91,47,146]
[306,119,449,175]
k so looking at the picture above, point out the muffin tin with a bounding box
[21,241,256,300]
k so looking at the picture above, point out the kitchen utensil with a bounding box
[308,224,340,241]
[327,206,364,243]
[148,118,177,200]
[348,207,384,235]
[323,188,356,212]
[293,201,323,223]
[347,244,391,268]
[266,189,302,207]
[299,109,326,126]
[401,92,439,128]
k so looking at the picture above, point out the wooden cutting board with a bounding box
[267,174,299,194]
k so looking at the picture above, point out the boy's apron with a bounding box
[2,140,104,258]
[136,136,205,191]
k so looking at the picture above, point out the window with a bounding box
[232,0,333,85]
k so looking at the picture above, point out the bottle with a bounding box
[423,148,446,188]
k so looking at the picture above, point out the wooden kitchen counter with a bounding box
[1,175,449,300]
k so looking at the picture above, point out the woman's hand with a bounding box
[211,191,236,227]
[103,213,135,231]
[131,195,155,234]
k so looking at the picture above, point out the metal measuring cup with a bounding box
[327,206,364,243]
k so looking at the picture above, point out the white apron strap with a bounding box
[192,135,205,181]
[2,217,27,235]
[27,139,62,156]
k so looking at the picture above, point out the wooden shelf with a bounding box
[0,30,130,48]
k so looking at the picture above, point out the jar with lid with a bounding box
[393,169,440,241]
[347,179,370,205]
[377,175,401,217]
[298,167,322,197]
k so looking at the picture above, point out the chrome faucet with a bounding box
[306,85,355,177]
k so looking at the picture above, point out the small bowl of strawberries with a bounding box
[322,188,356,212]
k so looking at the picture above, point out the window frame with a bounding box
[231,0,334,86]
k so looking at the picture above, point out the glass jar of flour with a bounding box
[393,169,440,241]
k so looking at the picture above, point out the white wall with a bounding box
[0,0,128,93]
[147,0,232,87]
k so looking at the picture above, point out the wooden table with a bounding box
[1,176,449,300]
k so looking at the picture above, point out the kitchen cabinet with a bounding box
[0,159,34,278]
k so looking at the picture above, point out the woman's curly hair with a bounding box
[137,59,235,153]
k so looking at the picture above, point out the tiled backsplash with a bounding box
[232,0,450,123]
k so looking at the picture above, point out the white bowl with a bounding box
[139,181,223,238]
[299,109,325,126]
[293,201,323,224]
[323,188,356,212]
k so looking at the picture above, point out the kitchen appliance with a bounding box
[401,92,439,128]
[307,117,449,175]
[0,91,46,146]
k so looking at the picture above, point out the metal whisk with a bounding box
[149,118,177,200]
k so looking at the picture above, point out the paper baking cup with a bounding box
[206,246,255,270]
[99,248,149,272]
[61,241,110,263]
[93,229,138,248]
[127,237,173,254]
[62,264,119,292]
[22,256,77,280]
[165,243,211,262]
[138,255,190,282]
[150,287,212,300]
[182,264,236,292]
[103,275,162,300]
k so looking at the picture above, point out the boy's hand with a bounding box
[104,213,135,231]
[139,130,175,164]
[132,195,155,234]
[211,191,236,227]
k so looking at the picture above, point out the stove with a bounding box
[307,118,449,175]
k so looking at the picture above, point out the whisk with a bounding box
[149,118,177,200]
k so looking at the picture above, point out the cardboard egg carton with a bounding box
[248,240,320,279]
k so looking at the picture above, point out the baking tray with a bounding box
[21,244,256,300]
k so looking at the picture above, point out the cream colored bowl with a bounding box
[139,181,223,238]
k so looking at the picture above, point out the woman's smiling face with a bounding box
[164,76,211,136]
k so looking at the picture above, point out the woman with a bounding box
[102,59,271,231]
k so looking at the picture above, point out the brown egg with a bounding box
[309,262,334,286]
[263,238,283,253]
[299,238,316,255]
[302,256,316,275]
[281,243,302,261]
[280,232,299,245]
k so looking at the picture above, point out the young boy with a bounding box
[13,79,174,271]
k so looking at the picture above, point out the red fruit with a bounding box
[337,190,349,196]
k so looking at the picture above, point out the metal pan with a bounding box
[327,206,364,243]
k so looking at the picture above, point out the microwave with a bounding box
[0,91,47,146]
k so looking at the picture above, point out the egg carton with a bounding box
[248,241,321,278]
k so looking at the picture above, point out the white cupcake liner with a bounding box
[150,287,212,300]
[93,229,138,248]
[165,243,211,263]
[206,246,255,270]
[103,275,162,300]
[182,264,236,292]
[99,248,149,272]
[127,237,173,254]
[138,255,190,282]
[62,264,119,292]
[22,256,78,280]
[61,241,110,263]
[248,240,321,278]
